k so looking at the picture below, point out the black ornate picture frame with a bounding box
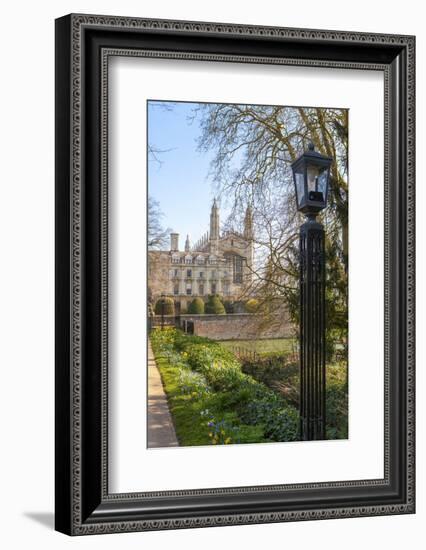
[55,13,415,535]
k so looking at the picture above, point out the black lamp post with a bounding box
[160,293,165,331]
[291,143,332,441]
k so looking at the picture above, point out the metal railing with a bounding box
[148,315,180,331]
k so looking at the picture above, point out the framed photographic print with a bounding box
[55,14,415,535]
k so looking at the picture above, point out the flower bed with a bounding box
[240,354,348,439]
[150,328,300,446]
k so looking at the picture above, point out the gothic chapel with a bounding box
[148,199,254,310]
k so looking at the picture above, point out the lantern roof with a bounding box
[291,142,333,170]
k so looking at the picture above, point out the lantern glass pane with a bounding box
[317,167,329,197]
[295,171,305,206]
[307,165,320,192]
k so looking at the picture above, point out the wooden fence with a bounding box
[230,345,300,364]
[230,346,261,362]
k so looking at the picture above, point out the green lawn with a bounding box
[219,338,297,356]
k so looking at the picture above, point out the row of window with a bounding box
[171,256,225,265]
[173,282,231,296]
[172,269,230,279]
[165,255,245,284]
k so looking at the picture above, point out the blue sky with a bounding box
[148,101,223,247]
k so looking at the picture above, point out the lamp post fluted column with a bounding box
[299,214,326,440]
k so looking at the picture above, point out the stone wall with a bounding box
[179,313,294,340]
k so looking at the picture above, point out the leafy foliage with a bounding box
[325,364,348,439]
[245,298,259,313]
[187,297,205,314]
[204,294,226,315]
[240,354,348,439]
[154,296,175,315]
[150,329,300,445]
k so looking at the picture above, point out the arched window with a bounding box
[233,255,243,284]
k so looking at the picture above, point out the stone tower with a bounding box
[244,205,253,240]
[244,205,254,272]
[209,198,220,254]
[170,232,179,251]
[185,234,190,252]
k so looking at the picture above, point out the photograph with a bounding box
[147,100,349,448]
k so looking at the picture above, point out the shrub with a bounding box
[241,356,299,405]
[150,326,178,349]
[245,298,259,313]
[239,395,299,442]
[154,296,174,315]
[205,294,225,315]
[187,297,205,314]
[178,369,210,397]
[325,364,348,439]
[204,363,246,392]
[184,341,238,366]
[263,406,299,441]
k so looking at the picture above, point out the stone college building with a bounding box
[148,199,254,311]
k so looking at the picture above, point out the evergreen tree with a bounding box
[188,297,205,314]
[154,296,174,315]
[205,294,226,315]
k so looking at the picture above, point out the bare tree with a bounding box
[193,104,348,353]
[148,196,171,250]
